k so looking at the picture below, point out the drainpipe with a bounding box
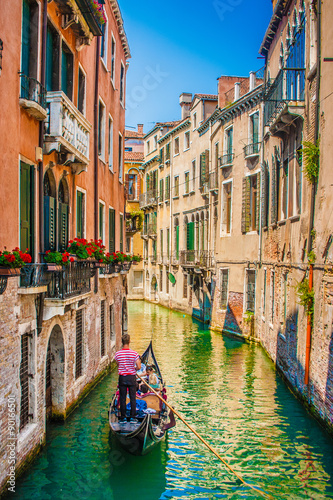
[38,0,47,258]
[94,36,101,293]
[304,0,321,386]
[258,99,265,266]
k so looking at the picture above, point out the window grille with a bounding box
[110,305,115,343]
[20,333,30,430]
[101,300,105,357]
[246,270,256,312]
[220,269,229,309]
[75,309,83,379]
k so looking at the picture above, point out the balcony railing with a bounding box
[139,189,158,209]
[47,261,91,300]
[264,68,305,127]
[44,91,91,167]
[219,153,234,167]
[19,73,47,120]
[180,250,214,269]
[20,264,50,288]
[209,171,218,191]
[148,222,157,238]
[244,142,261,158]
[149,254,157,264]
[54,0,104,37]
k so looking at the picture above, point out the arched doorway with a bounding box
[44,169,57,251]
[122,298,128,335]
[45,325,65,421]
[58,177,69,252]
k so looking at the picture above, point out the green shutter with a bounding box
[200,153,206,187]
[61,47,68,96]
[20,162,34,256]
[109,209,115,253]
[99,203,103,241]
[189,222,195,250]
[120,215,123,252]
[252,113,259,144]
[262,162,269,228]
[176,225,179,260]
[44,196,56,252]
[256,172,261,231]
[76,191,83,238]
[21,0,31,77]
[205,150,210,182]
[59,202,69,252]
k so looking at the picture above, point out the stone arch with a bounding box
[122,297,128,335]
[45,324,66,421]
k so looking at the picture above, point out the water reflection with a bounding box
[10,302,333,500]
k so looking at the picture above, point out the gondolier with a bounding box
[114,334,141,424]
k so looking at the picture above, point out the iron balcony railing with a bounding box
[20,264,50,288]
[180,250,214,269]
[47,261,91,300]
[139,189,158,209]
[244,142,261,158]
[148,222,157,237]
[149,254,157,263]
[219,152,234,167]
[19,73,47,109]
[209,170,218,191]
[264,68,305,126]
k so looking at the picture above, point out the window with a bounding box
[110,305,115,345]
[144,240,148,259]
[192,160,196,191]
[270,271,275,323]
[263,269,267,318]
[221,181,232,234]
[109,208,115,253]
[46,23,59,92]
[174,176,179,198]
[101,300,105,357]
[160,270,163,292]
[120,214,124,252]
[175,219,180,260]
[200,150,209,187]
[242,173,260,233]
[61,42,73,99]
[111,35,116,83]
[147,141,150,155]
[100,17,108,65]
[126,172,137,201]
[165,143,170,162]
[21,0,39,82]
[249,112,259,147]
[174,137,179,155]
[134,271,143,287]
[76,190,85,238]
[220,269,229,309]
[75,309,84,379]
[166,270,169,294]
[159,147,164,165]
[167,228,170,258]
[108,116,113,170]
[20,332,33,430]
[215,142,219,169]
[120,62,125,104]
[281,273,288,323]
[193,112,197,129]
[98,99,106,159]
[184,172,190,194]
[20,161,35,257]
[160,229,163,258]
[77,66,86,114]
[118,133,123,180]
[225,127,233,158]
[125,236,131,254]
[246,270,256,312]
[184,131,190,150]
[99,202,105,243]
[154,135,158,150]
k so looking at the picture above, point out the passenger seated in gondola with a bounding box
[136,357,147,379]
[146,365,160,391]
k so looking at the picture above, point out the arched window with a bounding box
[58,177,69,252]
[126,168,139,201]
[43,169,56,251]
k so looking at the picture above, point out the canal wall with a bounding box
[0,275,126,497]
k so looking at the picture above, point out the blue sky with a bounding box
[121,0,273,133]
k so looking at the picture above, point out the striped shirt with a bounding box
[115,348,140,376]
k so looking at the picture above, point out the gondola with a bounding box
[109,341,176,455]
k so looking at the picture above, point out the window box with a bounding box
[0,267,20,277]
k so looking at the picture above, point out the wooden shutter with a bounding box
[44,196,56,252]
[256,172,261,232]
[109,209,115,253]
[59,202,69,252]
[20,162,34,256]
[241,177,251,234]
[200,153,206,187]
[261,162,269,228]
[176,225,179,260]
[205,150,210,182]
[76,191,83,238]
[188,222,195,251]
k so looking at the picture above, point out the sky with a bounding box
[120,0,273,133]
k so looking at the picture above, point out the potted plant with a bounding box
[67,239,91,260]
[122,253,133,271]
[88,240,107,268]
[44,250,74,271]
[0,248,32,276]
[131,254,142,265]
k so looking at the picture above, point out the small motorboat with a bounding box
[109,341,176,455]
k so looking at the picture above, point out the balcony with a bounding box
[19,74,47,121]
[44,91,91,172]
[219,152,234,167]
[46,261,91,300]
[264,68,305,132]
[53,0,104,44]
[148,222,157,239]
[139,189,158,209]
[244,142,261,159]
[180,250,214,269]
[18,264,50,293]
[149,254,157,264]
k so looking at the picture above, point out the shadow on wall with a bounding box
[276,310,304,392]
[222,291,243,335]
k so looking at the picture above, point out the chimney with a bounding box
[234,82,240,101]
[179,93,192,120]
[249,71,256,91]
[137,124,144,135]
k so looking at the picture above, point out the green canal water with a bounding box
[11,301,333,499]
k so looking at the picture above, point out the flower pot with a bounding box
[0,267,21,277]
[46,264,63,272]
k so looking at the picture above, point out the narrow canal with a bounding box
[12,302,333,499]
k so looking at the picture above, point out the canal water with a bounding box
[11,302,333,499]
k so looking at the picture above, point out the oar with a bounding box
[137,374,274,500]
